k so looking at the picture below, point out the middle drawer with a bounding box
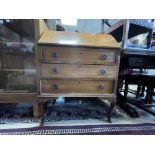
[40,63,117,79]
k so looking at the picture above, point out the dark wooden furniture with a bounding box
[119,48,155,116]
[105,19,155,117]
[122,73,155,102]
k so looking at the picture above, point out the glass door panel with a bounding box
[0,20,36,93]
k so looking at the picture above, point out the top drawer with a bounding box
[39,46,116,64]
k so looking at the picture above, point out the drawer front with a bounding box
[40,46,116,64]
[40,64,117,79]
[41,79,114,94]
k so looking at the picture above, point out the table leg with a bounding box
[40,99,56,127]
[33,101,39,118]
[124,81,128,99]
[107,102,115,123]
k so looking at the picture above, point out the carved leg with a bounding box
[145,87,150,104]
[141,85,145,96]
[136,84,141,98]
[149,87,154,104]
[107,102,115,123]
[33,101,39,118]
[39,101,46,127]
[40,99,56,127]
[124,81,128,99]
[99,97,116,123]
[107,98,116,123]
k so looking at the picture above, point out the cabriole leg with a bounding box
[107,97,116,123]
[107,102,115,123]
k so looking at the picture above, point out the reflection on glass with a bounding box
[0,20,36,93]
[126,19,155,49]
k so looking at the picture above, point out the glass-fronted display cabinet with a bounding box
[0,19,36,93]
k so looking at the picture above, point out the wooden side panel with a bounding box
[41,80,115,94]
[38,20,48,38]
[34,19,48,42]
[40,63,118,79]
[40,46,116,64]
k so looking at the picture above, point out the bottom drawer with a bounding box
[41,79,115,95]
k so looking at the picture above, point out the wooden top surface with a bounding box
[38,31,120,48]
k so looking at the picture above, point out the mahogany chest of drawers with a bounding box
[37,31,120,122]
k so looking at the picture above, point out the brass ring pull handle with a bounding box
[53,84,58,90]
[52,52,59,58]
[98,85,104,90]
[100,54,107,60]
[52,67,59,74]
[100,69,106,75]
